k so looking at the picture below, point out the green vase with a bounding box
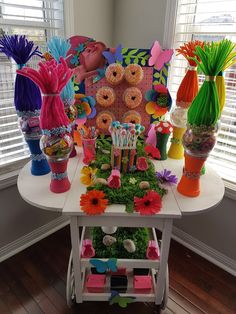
[156,133,170,160]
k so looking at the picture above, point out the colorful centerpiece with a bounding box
[47,36,77,158]
[109,121,145,174]
[0,35,50,175]
[168,41,204,159]
[177,39,236,197]
[17,57,74,193]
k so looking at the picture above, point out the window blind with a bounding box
[168,0,236,184]
[0,0,64,170]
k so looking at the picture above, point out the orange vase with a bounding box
[177,153,206,197]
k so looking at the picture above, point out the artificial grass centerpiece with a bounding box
[87,136,166,213]
[92,227,149,259]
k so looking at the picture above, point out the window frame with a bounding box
[0,0,74,189]
[164,0,236,199]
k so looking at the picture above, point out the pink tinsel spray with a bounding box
[17,57,73,130]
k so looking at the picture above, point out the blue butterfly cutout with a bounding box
[89,258,117,273]
[109,290,136,308]
[102,44,123,64]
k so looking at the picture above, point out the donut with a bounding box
[124,64,144,85]
[96,86,115,107]
[96,111,115,130]
[105,63,124,85]
[123,87,142,109]
[123,110,141,124]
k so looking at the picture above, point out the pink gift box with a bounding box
[86,274,106,293]
[146,240,160,260]
[134,275,152,293]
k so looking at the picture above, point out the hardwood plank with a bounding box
[0,266,43,314]
[169,289,204,314]
[167,298,190,314]
[169,242,236,314]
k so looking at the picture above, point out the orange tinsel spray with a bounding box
[168,41,204,159]
[176,40,204,108]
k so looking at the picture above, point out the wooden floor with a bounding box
[0,227,235,314]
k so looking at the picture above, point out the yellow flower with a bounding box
[80,166,97,186]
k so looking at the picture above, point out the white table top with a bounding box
[17,149,224,217]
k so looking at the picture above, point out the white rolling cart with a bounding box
[17,149,224,311]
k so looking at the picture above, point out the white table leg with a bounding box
[70,216,83,303]
[155,218,172,305]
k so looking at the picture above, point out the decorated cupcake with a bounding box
[96,86,115,107]
[123,87,142,109]
[105,63,124,85]
[124,63,144,85]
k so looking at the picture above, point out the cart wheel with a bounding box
[160,265,169,311]
[66,250,75,307]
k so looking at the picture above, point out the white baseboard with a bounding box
[0,216,70,263]
[172,226,236,277]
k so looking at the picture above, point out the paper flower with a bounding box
[74,93,96,124]
[80,166,97,185]
[145,84,172,118]
[80,190,108,215]
[129,177,137,185]
[134,190,162,215]
[136,157,149,171]
[144,145,161,159]
[156,169,178,185]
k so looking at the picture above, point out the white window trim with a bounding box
[163,0,235,200]
[0,0,75,190]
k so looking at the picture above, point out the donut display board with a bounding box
[83,47,170,135]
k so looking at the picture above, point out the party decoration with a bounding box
[146,240,160,260]
[144,145,160,159]
[80,126,98,164]
[109,290,135,308]
[154,121,173,160]
[80,166,97,186]
[178,39,236,197]
[105,63,124,85]
[148,41,173,70]
[168,41,204,159]
[47,36,77,157]
[74,93,96,124]
[80,190,108,215]
[134,190,162,215]
[108,169,121,189]
[0,35,50,176]
[145,84,172,119]
[81,239,95,258]
[17,57,73,193]
[109,121,145,174]
[156,169,178,185]
[90,258,117,273]
[103,44,123,64]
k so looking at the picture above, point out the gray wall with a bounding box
[113,0,166,48]
[0,185,60,248]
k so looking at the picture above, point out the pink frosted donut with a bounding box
[96,86,115,107]
[124,64,144,85]
[105,63,124,85]
[123,87,142,109]
[123,110,142,124]
[96,111,115,130]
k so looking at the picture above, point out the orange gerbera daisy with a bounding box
[80,190,108,215]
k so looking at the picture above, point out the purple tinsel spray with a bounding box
[0,35,42,113]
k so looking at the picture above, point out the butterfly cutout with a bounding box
[149,41,173,70]
[89,258,117,273]
[109,290,136,308]
[102,44,123,64]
